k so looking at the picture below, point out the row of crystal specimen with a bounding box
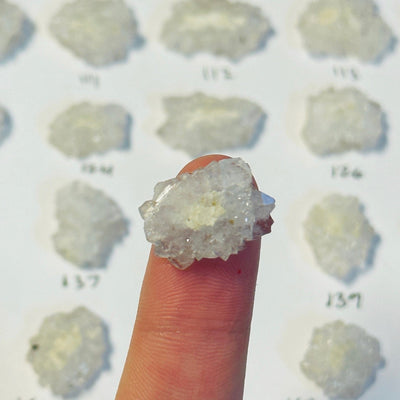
[304,194,376,283]
[0,0,34,63]
[301,320,383,399]
[302,87,385,156]
[27,307,110,397]
[53,181,128,269]
[0,104,11,146]
[140,158,275,269]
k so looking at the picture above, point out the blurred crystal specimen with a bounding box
[304,194,376,281]
[298,0,394,62]
[161,0,272,60]
[157,93,266,156]
[0,105,11,146]
[53,181,128,268]
[301,320,383,399]
[49,102,131,159]
[302,87,384,156]
[27,307,110,397]
[50,0,139,66]
[140,158,275,269]
[0,0,34,62]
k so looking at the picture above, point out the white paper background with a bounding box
[1,0,399,399]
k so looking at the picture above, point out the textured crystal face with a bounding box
[53,181,129,268]
[298,0,394,62]
[27,307,110,397]
[157,93,266,156]
[302,87,384,156]
[140,158,275,269]
[301,321,383,399]
[161,0,272,60]
[0,0,34,62]
[0,105,11,146]
[50,0,139,66]
[304,194,376,281]
[49,102,131,159]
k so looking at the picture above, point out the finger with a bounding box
[116,155,265,400]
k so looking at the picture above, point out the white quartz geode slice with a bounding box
[0,105,11,146]
[53,181,128,268]
[140,158,275,269]
[302,87,384,156]
[50,0,139,66]
[27,307,110,397]
[301,320,383,399]
[157,93,266,156]
[0,0,34,62]
[49,102,131,159]
[304,194,376,281]
[161,0,272,60]
[298,0,394,63]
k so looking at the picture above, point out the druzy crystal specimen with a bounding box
[50,0,139,66]
[27,307,110,397]
[0,0,34,62]
[301,320,383,399]
[298,0,394,62]
[161,0,272,60]
[140,158,275,269]
[302,87,384,156]
[304,194,376,281]
[0,105,11,146]
[157,93,266,156]
[53,181,128,268]
[49,102,131,159]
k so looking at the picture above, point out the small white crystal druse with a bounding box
[27,307,110,397]
[0,105,11,146]
[140,158,275,269]
[298,0,394,63]
[304,194,376,281]
[158,93,266,156]
[53,181,128,268]
[0,0,34,62]
[50,0,139,66]
[301,321,383,399]
[49,102,131,159]
[302,87,384,156]
[161,0,272,60]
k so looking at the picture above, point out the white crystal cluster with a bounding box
[302,87,384,156]
[53,181,128,268]
[301,320,383,399]
[304,194,376,281]
[298,0,394,63]
[49,102,131,159]
[161,0,272,60]
[157,93,266,156]
[27,307,109,397]
[50,0,139,66]
[140,158,275,269]
[0,105,11,146]
[0,0,33,62]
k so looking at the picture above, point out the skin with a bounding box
[116,154,272,400]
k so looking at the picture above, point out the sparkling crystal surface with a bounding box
[27,307,110,397]
[50,0,139,66]
[140,158,275,269]
[302,87,384,155]
[298,0,394,62]
[0,105,11,146]
[0,0,33,62]
[304,194,376,281]
[53,181,128,268]
[161,0,272,60]
[49,102,131,159]
[157,93,266,156]
[301,320,383,399]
